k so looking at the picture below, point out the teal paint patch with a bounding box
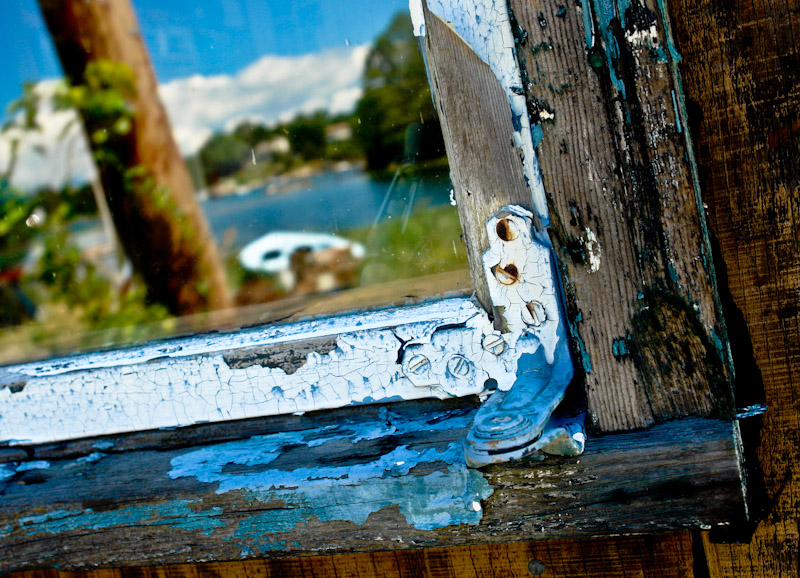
[671,90,682,133]
[616,0,632,28]
[587,0,627,96]
[612,336,631,358]
[15,500,225,537]
[668,262,679,284]
[569,312,593,373]
[711,330,725,360]
[580,0,596,48]
[531,124,544,148]
[169,410,492,535]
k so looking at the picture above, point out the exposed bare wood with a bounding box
[505,0,734,431]
[422,4,535,313]
[2,533,698,578]
[667,0,800,575]
[37,0,231,314]
[0,400,744,572]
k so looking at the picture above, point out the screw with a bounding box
[482,332,506,355]
[405,354,430,375]
[495,218,518,242]
[528,559,546,575]
[526,301,546,326]
[447,354,472,378]
[495,263,519,285]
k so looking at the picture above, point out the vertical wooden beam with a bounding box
[507,0,734,431]
[668,0,800,575]
[37,0,231,314]
[421,2,535,313]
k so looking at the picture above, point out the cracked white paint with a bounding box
[584,228,602,273]
[625,23,660,47]
[410,0,550,225]
[0,297,552,446]
[482,206,560,361]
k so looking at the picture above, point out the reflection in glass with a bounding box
[0,0,467,364]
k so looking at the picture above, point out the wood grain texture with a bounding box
[3,533,696,578]
[422,4,536,313]
[667,0,800,575]
[505,0,734,431]
[0,401,743,572]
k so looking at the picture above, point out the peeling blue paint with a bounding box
[77,452,106,464]
[92,440,115,450]
[671,90,682,133]
[569,312,593,373]
[588,0,626,96]
[0,463,16,482]
[169,411,492,538]
[531,123,544,148]
[711,329,725,360]
[580,0,596,48]
[13,500,225,538]
[15,460,49,472]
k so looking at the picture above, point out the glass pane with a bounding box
[0,0,468,364]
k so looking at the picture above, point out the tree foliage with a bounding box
[353,12,444,172]
[285,112,327,161]
[198,132,251,184]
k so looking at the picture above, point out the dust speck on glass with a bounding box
[0,0,466,364]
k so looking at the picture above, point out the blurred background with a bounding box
[0,0,468,364]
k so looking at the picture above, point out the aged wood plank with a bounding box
[667,0,800,576]
[504,0,734,431]
[2,533,698,578]
[422,3,535,313]
[0,397,744,572]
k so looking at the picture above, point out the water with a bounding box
[200,169,452,252]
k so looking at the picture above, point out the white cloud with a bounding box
[1,45,369,191]
[159,45,369,155]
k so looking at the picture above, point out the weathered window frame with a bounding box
[0,0,751,571]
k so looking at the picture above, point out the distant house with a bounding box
[325,122,352,143]
[253,136,290,161]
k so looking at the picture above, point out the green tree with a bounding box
[198,132,250,184]
[233,121,274,148]
[354,12,444,172]
[286,112,328,160]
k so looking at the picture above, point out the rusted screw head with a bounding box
[525,301,546,326]
[482,332,506,355]
[495,218,519,242]
[404,354,430,375]
[446,354,473,378]
[494,263,519,285]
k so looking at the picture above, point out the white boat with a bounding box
[238,231,365,275]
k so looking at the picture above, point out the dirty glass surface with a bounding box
[0,0,467,364]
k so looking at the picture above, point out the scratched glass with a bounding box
[0,0,467,364]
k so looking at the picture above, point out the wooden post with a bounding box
[668,0,800,574]
[37,0,232,315]
[421,3,535,314]
[501,0,734,431]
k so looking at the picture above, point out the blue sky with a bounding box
[1,0,405,118]
[1,0,410,189]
